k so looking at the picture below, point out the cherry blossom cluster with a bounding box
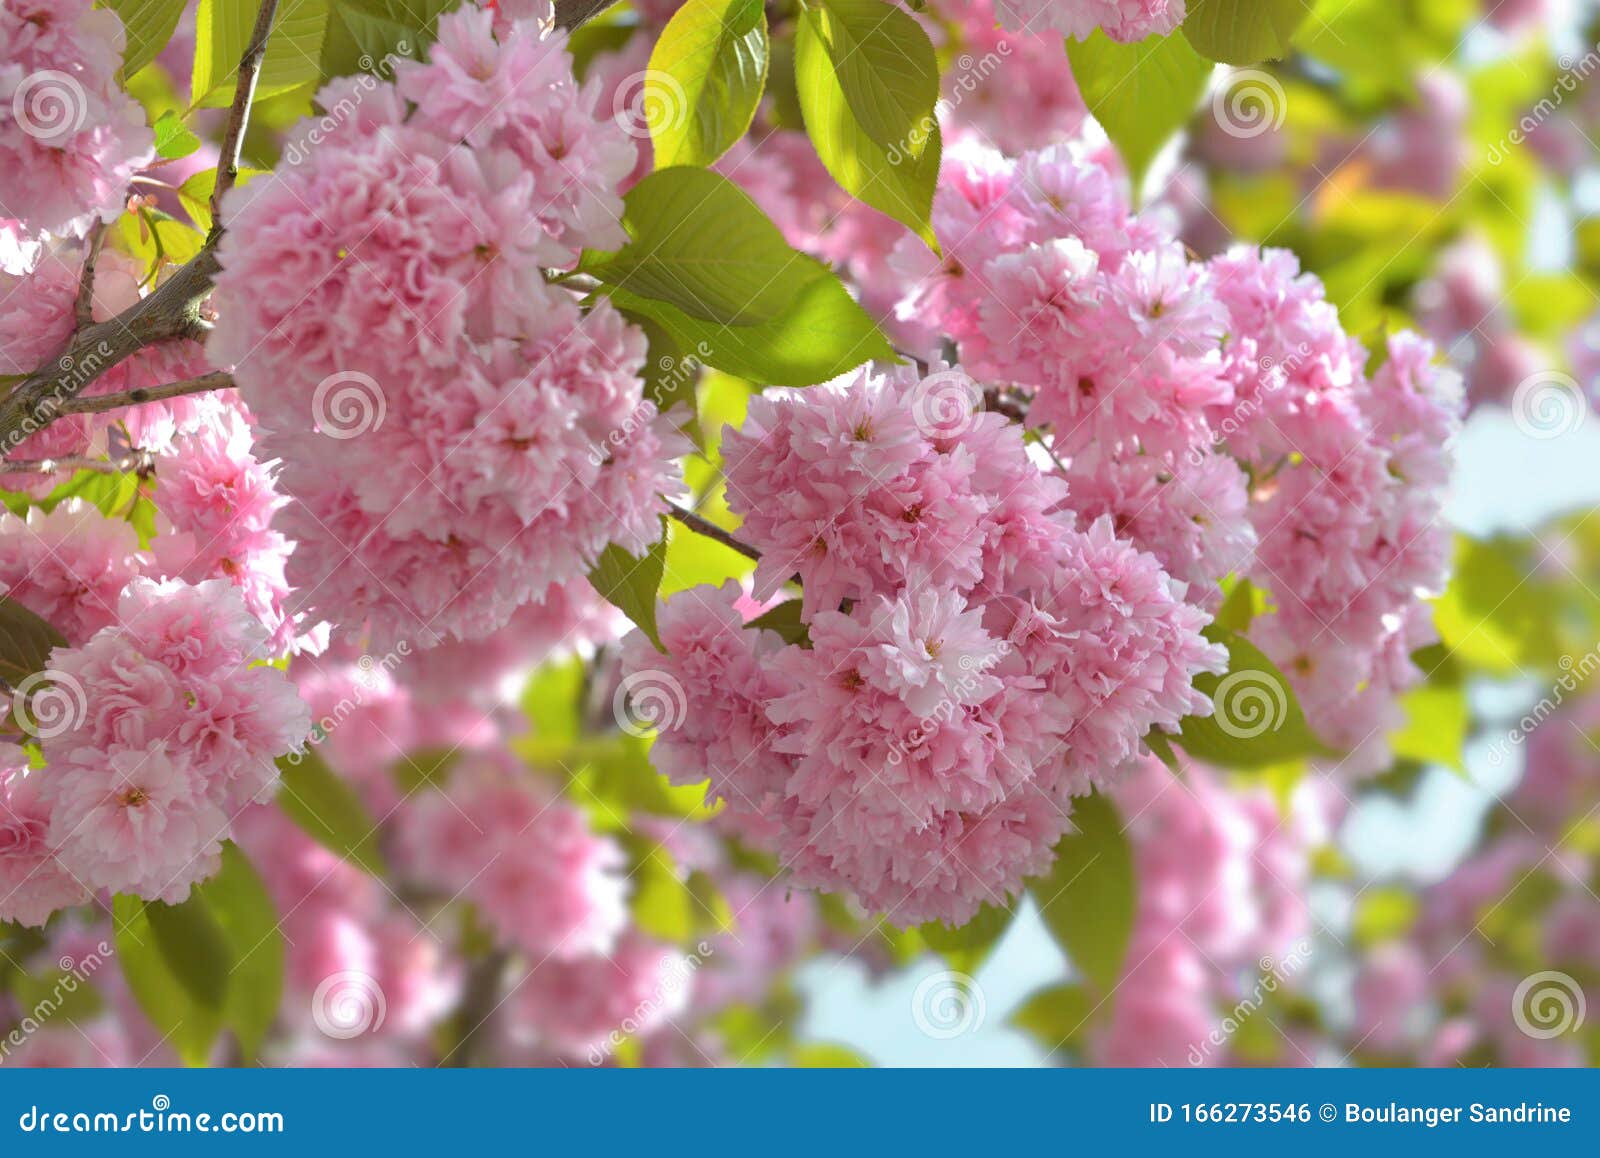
[0,0,152,239]
[624,364,1224,926]
[886,139,1461,775]
[2,578,308,913]
[1091,755,1328,1066]
[994,0,1185,43]
[208,5,686,650]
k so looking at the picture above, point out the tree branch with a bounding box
[0,0,277,452]
[74,221,107,328]
[55,371,235,417]
[552,0,622,28]
[666,501,762,562]
[0,451,154,477]
[211,0,282,225]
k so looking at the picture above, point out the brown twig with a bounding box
[666,501,762,562]
[0,451,154,477]
[74,220,108,328]
[210,0,282,228]
[56,371,235,417]
[552,0,621,28]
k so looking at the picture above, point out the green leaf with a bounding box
[581,167,815,325]
[1173,626,1330,768]
[1351,886,1418,948]
[1181,0,1313,64]
[647,0,769,168]
[747,598,809,644]
[114,895,224,1066]
[275,748,389,876]
[1066,30,1211,190]
[152,109,202,159]
[587,530,669,650]
[918,902,1013,975]
[1390,680,1468,774]
[794,0,940,247]
[1028,793,1135,994]
[193,843,284,1060]
[193,0,330,108]
[114,845,284,1065]
[792,1042,870,1067]
[105,0,191,78]
[176,165,265,231]
[800,0,939,156]
[606,274,894,388]
[0,596,67,689]
[1009,982,1094,1053]
[1434,534,1567,676]
[319,0,457,84]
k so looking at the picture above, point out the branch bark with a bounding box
[552,0,622,28]
[666,501,762,562]
[56,371,236,417]
[0,0,277,455]
[211,0,282,224]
